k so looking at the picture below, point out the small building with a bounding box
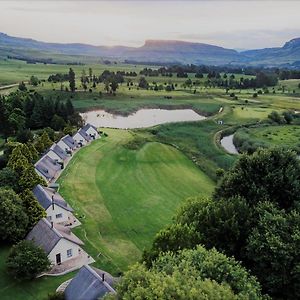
[46,144,69,163]
[57,135,78,153]
[82,124,99,140]
[26,218,84,266]
[73,128,92,146]
[33,184,75,226]
[64,265,116,300]
[35,155,62,182]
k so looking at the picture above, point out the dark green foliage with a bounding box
[20,189,46,229]
[0,188,28,242]
[6,240,51,280]
[68,68,76,92]
[29,75,39,86]
[18,81,27,91]
[176,196,251,258]
[155,246,262,299]
[138,77,149,89]
[214,148,300,210]
[51,114,66,131]
[115,246,262,300]
[0,167,19,191]
[16,128,33,143]
[268,111,285,124]
[246,202,300,299]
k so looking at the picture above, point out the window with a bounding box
[48,216,52,221]
[56,213,63,219]
[67,249,72,258]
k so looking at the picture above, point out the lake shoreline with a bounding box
[81,108,206,129]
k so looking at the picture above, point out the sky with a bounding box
[0,1,299,50]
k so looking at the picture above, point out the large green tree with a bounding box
[214,148,300,210]
[20,189,46,229]
[6,240,51,280]
[0,188,28,242]
[112,246,262,300]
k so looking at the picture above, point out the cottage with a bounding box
[33,184,75,226]
[26,218,84,266]
[82,123,99,140]
[35,155,62,182]
[57,135,78,153]
[73,128,92,146]
[64,265,116,300]
[46,144,69,163]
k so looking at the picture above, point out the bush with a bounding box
[6,240,51,280]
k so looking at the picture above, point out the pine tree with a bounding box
[20,189,46,229]
[69,68,76,92]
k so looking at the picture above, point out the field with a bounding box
[234,125,300,153]
[57,129,214,274]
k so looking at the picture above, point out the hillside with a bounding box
[0,32,299,66]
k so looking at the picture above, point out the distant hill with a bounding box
[0,32,299,66]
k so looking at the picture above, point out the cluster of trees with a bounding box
[0,90,82,138]
[48,73,70,83]
[0,141,53,279]
[106,246,262,299]
[278,69,300,80]
[126,148,300,299]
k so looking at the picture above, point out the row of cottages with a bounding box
[27,185,84,267]
[26,218,84,266]
[35,124,99,183]
[33,184,76,226]
[64,265,116,300]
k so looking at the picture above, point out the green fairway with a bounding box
[58,129,214,274]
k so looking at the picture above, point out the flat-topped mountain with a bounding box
[0,32,299,66]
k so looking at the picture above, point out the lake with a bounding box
[81,109,206,129]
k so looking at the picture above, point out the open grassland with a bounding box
[235,125,300,153]
[58,129,214,274]
[0,247,74,300]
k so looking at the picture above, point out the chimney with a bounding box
[51,221,54,228]
[102,273,105,282]
[52,195,54,210]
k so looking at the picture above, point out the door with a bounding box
[56,253,61,265]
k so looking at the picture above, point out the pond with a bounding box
[80,109,206,129]
[220,134,239,154]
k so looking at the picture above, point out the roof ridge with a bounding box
[83,265,116,294]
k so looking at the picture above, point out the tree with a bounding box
[6,240,51,280]
[20,190,46,229]
[69,68,76,92]
[39,131,53,152]
[18,81,27,91]
[51,114,66,131]
[18,164,46,190]
[115,246,262,300]
[65,98,75,116]
[0,167,19,191]
[246,202,300,299]
[138,77,149,89]
[214,148,300,210]
[0,188,28,242]
[29,75,39,86]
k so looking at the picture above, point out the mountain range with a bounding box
[0,32,300,67]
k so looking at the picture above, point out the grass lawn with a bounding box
[0,246,74,300]
[58,129,214,275]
